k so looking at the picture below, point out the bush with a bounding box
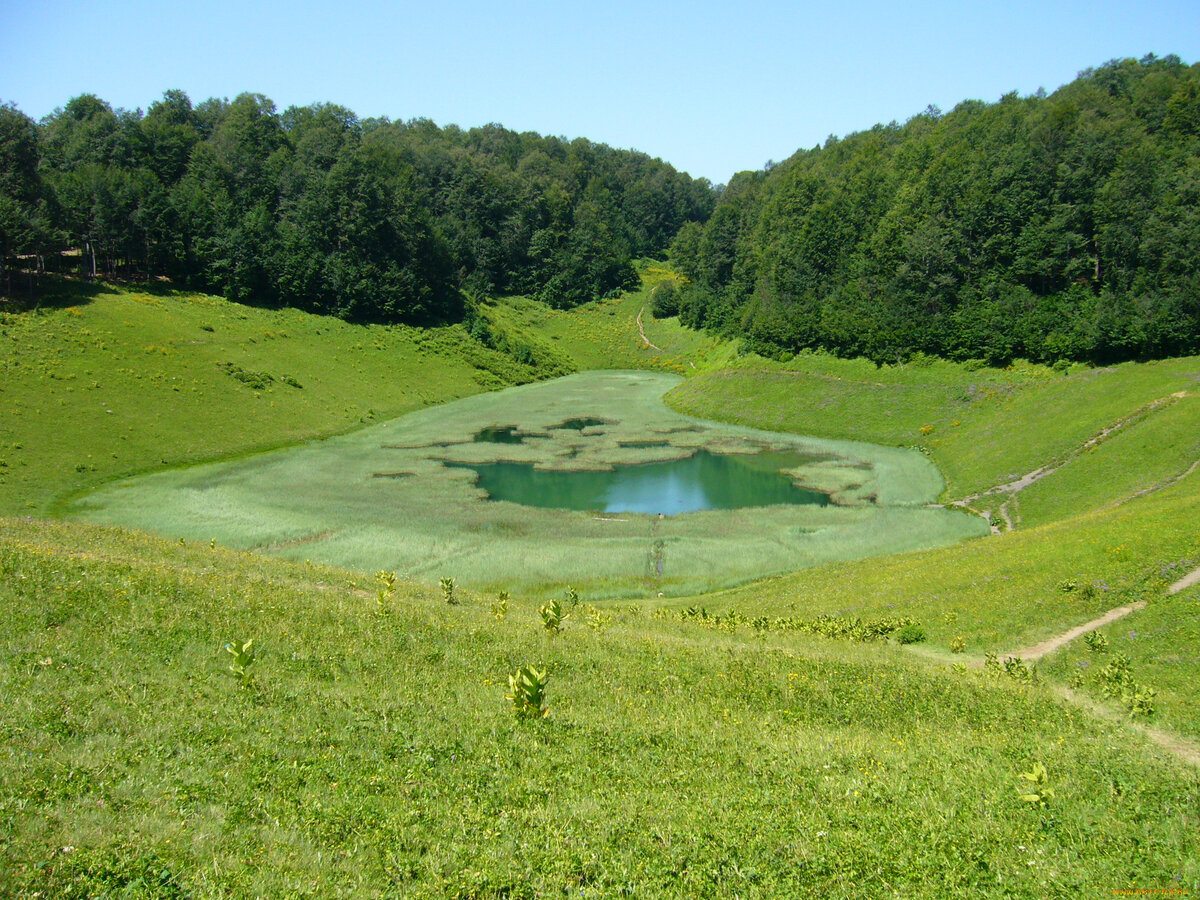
[895,624,926,644]
[651,281,681,318]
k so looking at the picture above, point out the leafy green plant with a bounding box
[1003,656,1032,682]
[585,604,612,631]
[950,635,966,653]
[1097,653,1134,699]
[375,569,397,613]
[1095,652,1157,717]
[1083,630,1108,653]
[440,576,457,605]
[224,639,256,685]
[1017,762,1054,808]
[1126,684,1158,718]
[984,652,1003,677]
[540,597,567,633]
[491,590,510,619]
[564,586,580,607]
[895,624,926,644]
[505,665,549,719]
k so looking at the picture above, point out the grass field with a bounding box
[0,282,558,516]
[2,274,1199,896]
[1,518,1197,898]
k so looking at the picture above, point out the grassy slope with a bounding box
[1,518,1197,898]
[0,282,553,515]
[666,353,1200,502]
[664,347,1200,752]
[3,278,1200,895]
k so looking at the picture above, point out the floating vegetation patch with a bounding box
[473,425,530,444]
[72,371,987,598]
[550,416,611,431]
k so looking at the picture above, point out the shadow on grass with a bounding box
[1,272,237,314]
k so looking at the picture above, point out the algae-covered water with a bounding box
[71,371,988,598]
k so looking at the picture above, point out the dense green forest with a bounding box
[4,55,1200,362]
[0,92,714,320]
[664,55,1200,364]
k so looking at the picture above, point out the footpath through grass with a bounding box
[2,518,1197,898]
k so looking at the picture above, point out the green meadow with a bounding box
[2,275,1199,897]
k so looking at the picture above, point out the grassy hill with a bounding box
[2,276,1198,897]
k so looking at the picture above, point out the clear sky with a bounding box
[2,0,1198,183]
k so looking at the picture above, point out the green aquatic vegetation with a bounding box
[73,371,985,598]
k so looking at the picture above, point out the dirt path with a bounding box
[1169,565,1200,594]
[636,306,663,351]
[1005,601,1146,661]
[1052,684,1200,768]
[952,390,1193,532]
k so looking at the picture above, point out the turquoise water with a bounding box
[447,449,831,515]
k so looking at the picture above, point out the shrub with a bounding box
[1083,631,1109,653]
[224,639,256,685]
[540,597,567,633]
[895,624,926,644]
[650,281,680,318]
[505,665,549,719]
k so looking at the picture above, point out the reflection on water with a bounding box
[446,449,830,515]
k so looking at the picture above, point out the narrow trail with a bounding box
[1051,684,1200,768]
[1003,601,1146,662]
[951,390,1193,532]
[636,306,663,351]
[943,598,1200,767]
[1169,565,1200,594]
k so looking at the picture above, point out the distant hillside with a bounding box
[668,54,1200,365]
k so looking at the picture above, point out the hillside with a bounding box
[1,279,1198,896]
[669,54,1200,364]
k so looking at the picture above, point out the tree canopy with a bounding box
[1,92,714,322]
[670,55,1200,364]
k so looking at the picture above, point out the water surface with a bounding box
[448,449,830,515]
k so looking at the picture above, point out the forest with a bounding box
[3,54,1199,362]
[664,54,1200,364]
[0,91,714,321]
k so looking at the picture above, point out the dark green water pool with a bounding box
[446,449,831,515]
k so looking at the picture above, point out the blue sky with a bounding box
[2,0,1198,182]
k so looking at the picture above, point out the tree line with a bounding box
[0,91,715,321]
[664,55,1200,364]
